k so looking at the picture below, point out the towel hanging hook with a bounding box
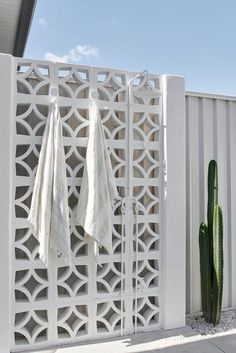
[91,89,99,99]
[49,86,59,104]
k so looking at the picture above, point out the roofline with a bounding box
[13,0,37,57]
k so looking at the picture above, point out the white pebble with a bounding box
[186,310,236,336]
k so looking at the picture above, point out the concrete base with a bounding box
[30,326,236,353]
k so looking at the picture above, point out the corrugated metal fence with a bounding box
[186,91,236,314]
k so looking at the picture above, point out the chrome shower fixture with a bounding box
[128,70,161,99]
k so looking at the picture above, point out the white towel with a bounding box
[28,100,71,267]
[76,99,120,264]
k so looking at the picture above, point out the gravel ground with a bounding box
[186,309,236,336]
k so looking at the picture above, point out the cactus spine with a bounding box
[199,160,224,325]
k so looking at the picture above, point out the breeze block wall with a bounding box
[0,54,186,353]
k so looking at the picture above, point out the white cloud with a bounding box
[43,52,68,63]
[36,17,48,26]
[43,45,99,63]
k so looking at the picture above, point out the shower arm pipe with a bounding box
[127,70,148,198]
[122,70,150,335]
[128,70,149,86]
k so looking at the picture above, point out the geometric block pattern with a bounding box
[11,59,162,351]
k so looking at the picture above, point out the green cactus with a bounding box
[199,223,211,323]
[199,160,223,325]
[212,205,223,325]
[207,160,218,281]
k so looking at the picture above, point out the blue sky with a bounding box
[25,0,236,95]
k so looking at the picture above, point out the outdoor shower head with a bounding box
[128,70,161,99]
[133,83,161,99]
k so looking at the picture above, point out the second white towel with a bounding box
[76,99,120,264]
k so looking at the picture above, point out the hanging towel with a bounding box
[76,99,120,264]
[28,100,71,267]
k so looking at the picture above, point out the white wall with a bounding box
[162,75,186,329]
[186,91,236,314]
[0,54,14,353]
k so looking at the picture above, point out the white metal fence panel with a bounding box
[186,92,236,314]
[11,58,162,352]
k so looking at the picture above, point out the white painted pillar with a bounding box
[162,75,186,329]
[0,54,14,353]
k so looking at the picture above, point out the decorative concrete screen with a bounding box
[0,54,186,353]
[13,59,162,351]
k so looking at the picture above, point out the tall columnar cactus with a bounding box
[199,160,224,325]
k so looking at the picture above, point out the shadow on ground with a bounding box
[33,328,236,353]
